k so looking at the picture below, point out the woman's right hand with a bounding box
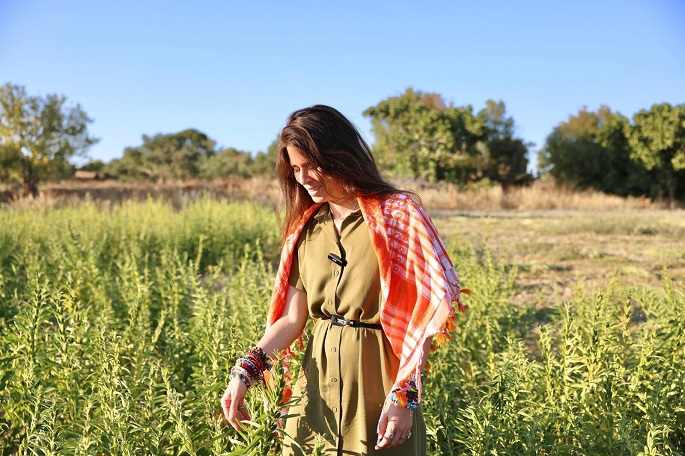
[221,378,250,431]
[221,285,308,431]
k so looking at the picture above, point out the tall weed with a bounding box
[0,199,682,455]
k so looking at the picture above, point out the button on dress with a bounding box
[282,204,426,456]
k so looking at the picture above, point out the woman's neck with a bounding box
[328,198,358,220]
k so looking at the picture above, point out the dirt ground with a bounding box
[431,209,685,307]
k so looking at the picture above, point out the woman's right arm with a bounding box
[221,284,308,431]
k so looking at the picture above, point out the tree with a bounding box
[79,159,106,173]
[0,82,98,196]
[250,151,276,177]
[198,147,252,179]
[627,103,685,204]
[538,106,652,196]
[539,108,606,189]
[478,100,532,189]
[364,88,486,183]
[105,129,216,181]
[484,138,531,189]
[479,99,515,140]
[596,111,653,197]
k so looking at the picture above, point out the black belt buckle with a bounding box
[329,315,381,330]
[331,315,353,327]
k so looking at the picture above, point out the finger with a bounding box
[375,426,397,449]
[375,434,389,450]
[228,399,245,432]
[237,403,251,422]
[376,413,387,436]
[388,426,411,449]
[400,429,412,445]
[229,413,243,432]
[396,430,410,447]
[375,414,388,447]
[221,389,231,421]
[387,429,403,448]
[393,435,404,448]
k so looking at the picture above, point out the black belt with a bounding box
[328,315,383,330]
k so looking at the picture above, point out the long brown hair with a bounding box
[277,105,399,241]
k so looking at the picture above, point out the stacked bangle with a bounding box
[230,366,253,388]
[230,346,272,388]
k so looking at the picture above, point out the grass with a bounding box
[3,178,679,211]
[400,180,668,211]
[431,209,685,307]
[0,195,683,455]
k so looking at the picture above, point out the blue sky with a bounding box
[1,0,684,167]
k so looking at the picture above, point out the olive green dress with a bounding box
[282,204,426,456]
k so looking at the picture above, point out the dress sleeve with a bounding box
[287,246,305,291]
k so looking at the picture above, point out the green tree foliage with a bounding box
[250,150,276,177]
[104,129,217,182]
[478,100,532,189]
[198,138,276,179]
[198,147,270,179]
[479,99,515,140]
[104,130,275,181]
[79,159,106,173]
[539,106,652,197]
[0,82,98,195]
[627,103,685,204]
[364,88,487,183]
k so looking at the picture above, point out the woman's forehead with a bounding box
[285,145,310,165]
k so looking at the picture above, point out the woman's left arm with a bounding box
[375,337,432,450]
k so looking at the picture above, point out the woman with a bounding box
[221,105,466,455]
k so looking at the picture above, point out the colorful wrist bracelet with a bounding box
[231,346,272,388]
[230,366,253,388]
[390,392,419,410]
[247,346,272,371]
[239,356,262,380]
[389,375,421,409]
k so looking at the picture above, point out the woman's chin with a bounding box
[307,190,328,203]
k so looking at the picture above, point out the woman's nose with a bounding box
[298,168,312,184]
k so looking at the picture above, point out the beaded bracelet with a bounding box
[238,347,272,380]
[249,346,272,371]
[240,357,261,380]
[231,346,273,388]
[230,366,253,388]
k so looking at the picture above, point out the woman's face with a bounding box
[287,145,346,204]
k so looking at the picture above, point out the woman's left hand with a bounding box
[375,402,413,450]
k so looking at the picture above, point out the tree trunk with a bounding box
[22,180,38,198]
[21,159,39,197]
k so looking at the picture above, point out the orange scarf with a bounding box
[267,192,467,401]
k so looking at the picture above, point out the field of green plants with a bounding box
[1,198,683,455]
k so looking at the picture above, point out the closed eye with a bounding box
[292,162,315,174]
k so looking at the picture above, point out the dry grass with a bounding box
[1,178,675,211]
[1,177,282,210]
[431,209,685,309]
[402,180,665,210]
